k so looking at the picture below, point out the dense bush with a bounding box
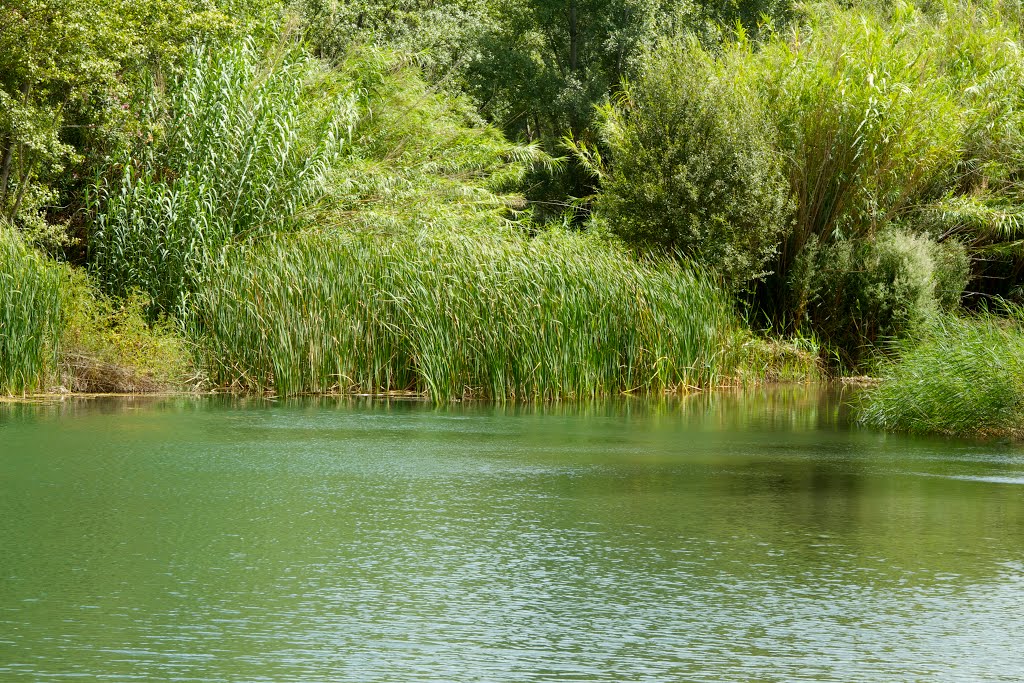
[753,1,1024,326]
[760,3,962,274]
[590,37,792,288]
[318,47,543,236]
[805,229,969,367]
[297,0,487,83]
[194,229,742,399]
[861,311,1024,437]
[931,239,971,310]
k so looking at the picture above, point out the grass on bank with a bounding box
[195,229,745,400]
[5,220,817,400]
[860,311,1024,438]
[0,227,65,394]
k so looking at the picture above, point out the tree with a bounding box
[588,36,792,288]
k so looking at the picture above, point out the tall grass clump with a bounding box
[754,0,1023,355]
[88,39,352,316]
[0,227,65,394]
[87,40,543,316]
[752,2,965,321]
[860,311,1024,437]
[194,230,740,399]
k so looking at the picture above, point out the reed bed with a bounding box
[88,40,350,316]
[195,230,741,399]
[860,313,1024,437]
[0,228,65,394]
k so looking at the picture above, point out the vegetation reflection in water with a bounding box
[2,388,1024,682]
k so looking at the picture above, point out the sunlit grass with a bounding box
[860,311,1024,437]
[194,230,742,399]
[0,227,65,394]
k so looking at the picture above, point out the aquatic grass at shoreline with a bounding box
[860,312,1024,438]
[194,230,742,400]
[0,228,65,394]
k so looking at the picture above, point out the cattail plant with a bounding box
[194,229,742,399]
[0,226,65,394]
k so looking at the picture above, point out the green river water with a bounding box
[1,388,1023,682]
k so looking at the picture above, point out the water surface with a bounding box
[2,389,1023,681]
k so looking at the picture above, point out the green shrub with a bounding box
[590,36,792,289]
[860,312,1024,437]
[752,2,964,322]
[807,228,967,367]
[194,229,741,399]
[0,226,65,394]
[2,222,195,394]
[59,274,194,393]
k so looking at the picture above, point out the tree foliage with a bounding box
[588,36,792,289]
[0,0,278,247]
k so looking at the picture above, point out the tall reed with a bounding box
[88,39,352,316]
[753,2,965,320]
[0,227,65,394]
[860,311,1024,437]
[194,230,740,399]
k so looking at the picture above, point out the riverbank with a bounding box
[6,0,1024,436]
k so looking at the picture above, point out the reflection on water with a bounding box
[2,388,1023,682]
